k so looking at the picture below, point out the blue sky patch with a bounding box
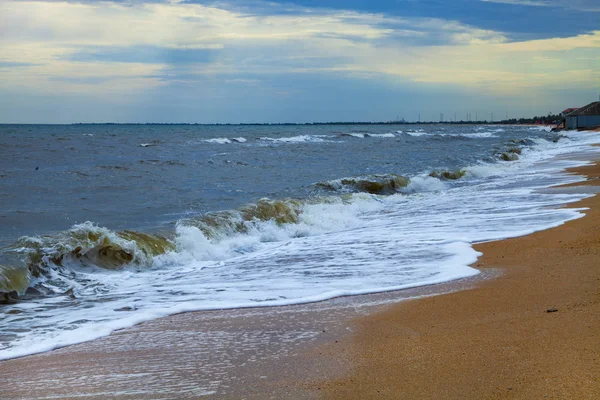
[66,45,220,65]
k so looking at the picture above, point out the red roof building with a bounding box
[561,108,579,116]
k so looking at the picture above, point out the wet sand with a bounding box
[319,161,600,399]
[1,162,599,399]
[0,265,499,399]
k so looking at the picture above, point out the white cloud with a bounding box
[0,0,598,98]
[481,0,600,12]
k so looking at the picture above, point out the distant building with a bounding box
[561,107,579,116]
[565,102,600,130]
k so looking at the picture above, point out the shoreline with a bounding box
[318,161,600,399]
[1,159,599,398]
[0,265,503,399]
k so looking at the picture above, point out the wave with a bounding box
[260,135,328,143]
[340,133,367,138]
[429,170,466,180]
[316,174,410,194]
[404,130,428,137]
[460,131,500,139]
[5,194,378,292]
[404,175,447,193]
[4,169,433,299]
[7,223,175,293]
[139,140,160,147]
[3,192,393,301]
[340,132,396,139]
[529,125,553,132]
[205,137,246,144]
[0,265,30,297]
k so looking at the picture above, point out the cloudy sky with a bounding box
[0,0,598,123]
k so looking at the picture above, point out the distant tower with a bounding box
[491,112,494,122]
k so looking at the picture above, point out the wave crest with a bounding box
[428,170,466,180]
[10,222,175,278]
[0,265,31,297]
[317,174,410,194]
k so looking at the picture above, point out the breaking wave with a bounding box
[340,132,396,138]
[260,135,329,143]
[316,174,409,194]
[205,137,247,144]
[404,129,428,137]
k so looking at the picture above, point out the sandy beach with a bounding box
[1,160,599,399]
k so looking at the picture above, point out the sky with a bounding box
[0,0,599,123]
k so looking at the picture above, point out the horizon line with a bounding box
[0,120,546,126]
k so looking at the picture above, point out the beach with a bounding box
[2,0,600,397]
[0,157,598,398]
[319,161,600,399]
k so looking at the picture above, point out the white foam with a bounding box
[341,132,398,139]
[404,176,447,192]
[203,137,247,144]
[528,125,554,132]
[343,133,367,138]
[205,138,232,144]
[460,131,499,138]
[260,135,326,143]
[405,130,428,137]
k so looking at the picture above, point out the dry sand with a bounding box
[318,162,600,399]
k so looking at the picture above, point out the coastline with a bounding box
[318,161,600,399]
[0,158,598,398]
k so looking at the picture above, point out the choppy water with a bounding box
[0,123,598,360]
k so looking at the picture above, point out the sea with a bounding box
[1,123,598,360]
